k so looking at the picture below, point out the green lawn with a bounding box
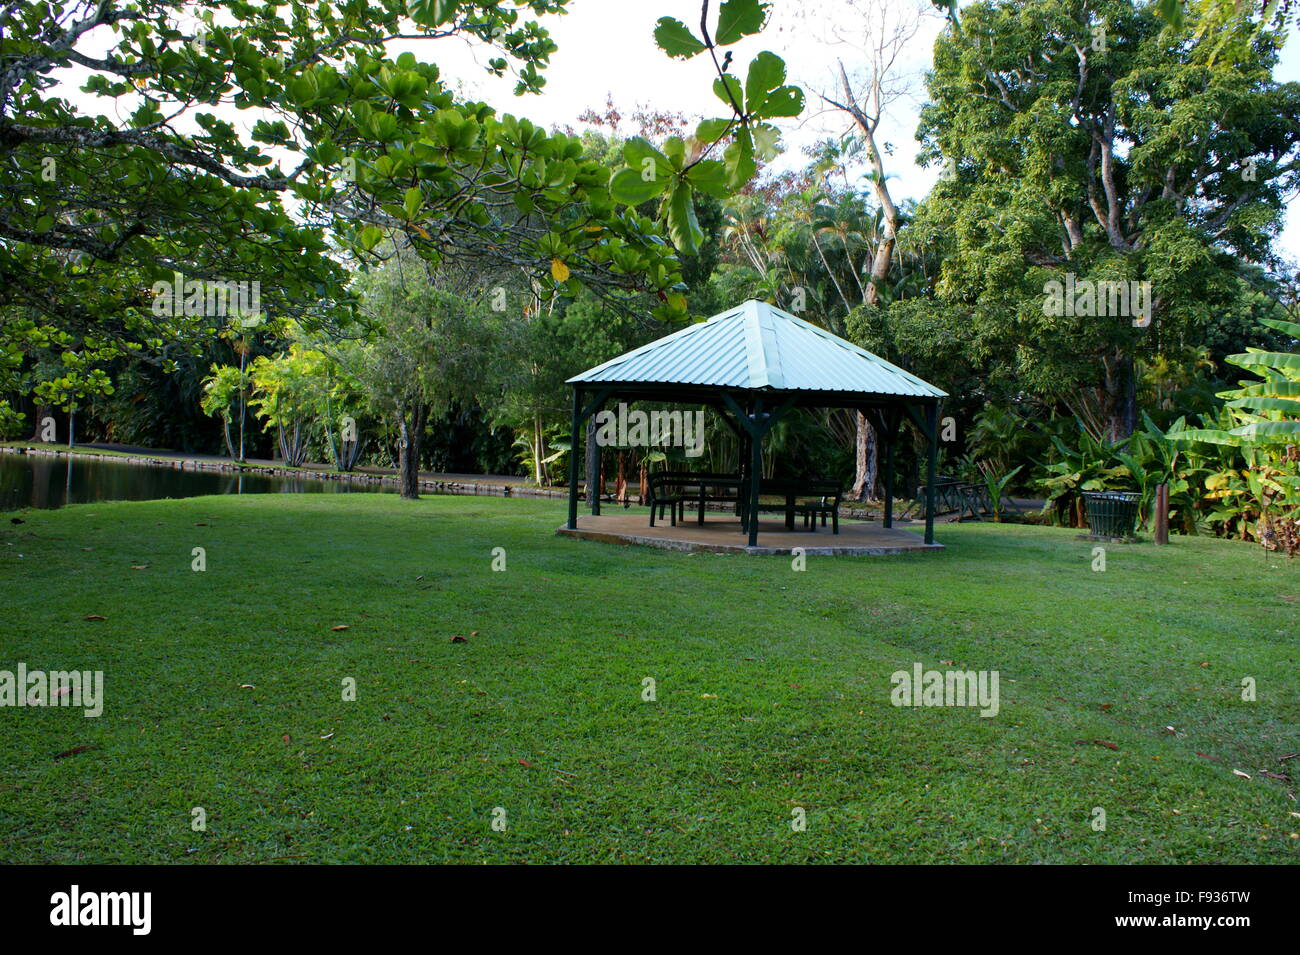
[1,493,1296,864]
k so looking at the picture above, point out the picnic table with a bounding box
[647,472,842,534]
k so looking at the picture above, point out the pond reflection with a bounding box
[0,453,386,510]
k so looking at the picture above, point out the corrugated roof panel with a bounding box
[567,299,946,399]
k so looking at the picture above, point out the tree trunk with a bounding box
[533,413,544,485]
[851,411,878,502]
[1104,352,1138,442]
[29,404,52,442]
[615,452,627,506]
[237,351,247,462]
[222,418,236,459]
[397,403,424,500]
[585,414,600,511]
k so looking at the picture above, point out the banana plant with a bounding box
[976,462,1023,522]
[1037,424,1131,527]
[1167,316,1300,545]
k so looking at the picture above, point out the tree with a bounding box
[348,252,489,498]
[913,0,1300,440]
[1,0,696,417]
[200,364,246,459]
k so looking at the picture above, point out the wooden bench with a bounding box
[647,472,741,527]
[796,480,843,533]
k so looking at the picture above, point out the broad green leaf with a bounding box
[1232,420,1300,442]
[695,118,733,141]
[1230,351,1300,373]
[665,182,703,254]
[1166,428,1242,446]
[623,137,669,176]
[402,187,422,219]
[609,167,668,205]
[756,85,804,119]
[357,225,384,252]
[744,51,786,113]
[1259,317,1300,339]
[713,73,744,113]
[724,127,756,187]
[1225,396,1300,412]
[684,159,731,198]
[715,0,769,45]
[653,17,706,58]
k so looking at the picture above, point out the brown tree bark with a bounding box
[397,403,424,500]
[29,404,52,442]
[585,414,600,511]
[852,411,879,502]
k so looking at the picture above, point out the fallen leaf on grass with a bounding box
[130,564,149,570]
[1099,704,1112,711]
[518,759,534,769]
[83,615,106,621]
[54,744,97,760]
[1197,752,1223,762]
[1233,769,1252,780]
[239,684,255,689]
[1261,770,1292,782]
[1074,739,1119,750]
[329,625,349,631]
[450,635,467,643]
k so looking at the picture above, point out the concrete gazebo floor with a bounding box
[557,511,943,556]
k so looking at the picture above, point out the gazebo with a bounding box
[563,299,947,549]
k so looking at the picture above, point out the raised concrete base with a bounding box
[557,511,943,556]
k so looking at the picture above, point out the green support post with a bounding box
[925,402,939,545]
[748,399,763,548]
[566,387,581,530]
[883,413,896,529]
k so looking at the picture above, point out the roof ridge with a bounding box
[566,298,946,399]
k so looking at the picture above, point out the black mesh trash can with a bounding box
[1082,491,1140,539]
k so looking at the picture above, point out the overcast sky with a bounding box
[431,0,1300,266]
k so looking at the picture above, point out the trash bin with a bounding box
[1082,491,1140,539]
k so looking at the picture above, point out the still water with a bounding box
[0,452,386,510]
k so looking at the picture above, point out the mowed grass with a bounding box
[0,493,1296,864]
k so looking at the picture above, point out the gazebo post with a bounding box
[566,386,581,530]
[924,401,939,545]
[882,409,896,529]
[747,398,763,548]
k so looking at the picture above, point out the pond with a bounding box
[0,452,386,510]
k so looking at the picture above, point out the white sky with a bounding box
[433,0,1300,265]
[50,0,1300,263]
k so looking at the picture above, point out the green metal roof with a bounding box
[568,300,946,399]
